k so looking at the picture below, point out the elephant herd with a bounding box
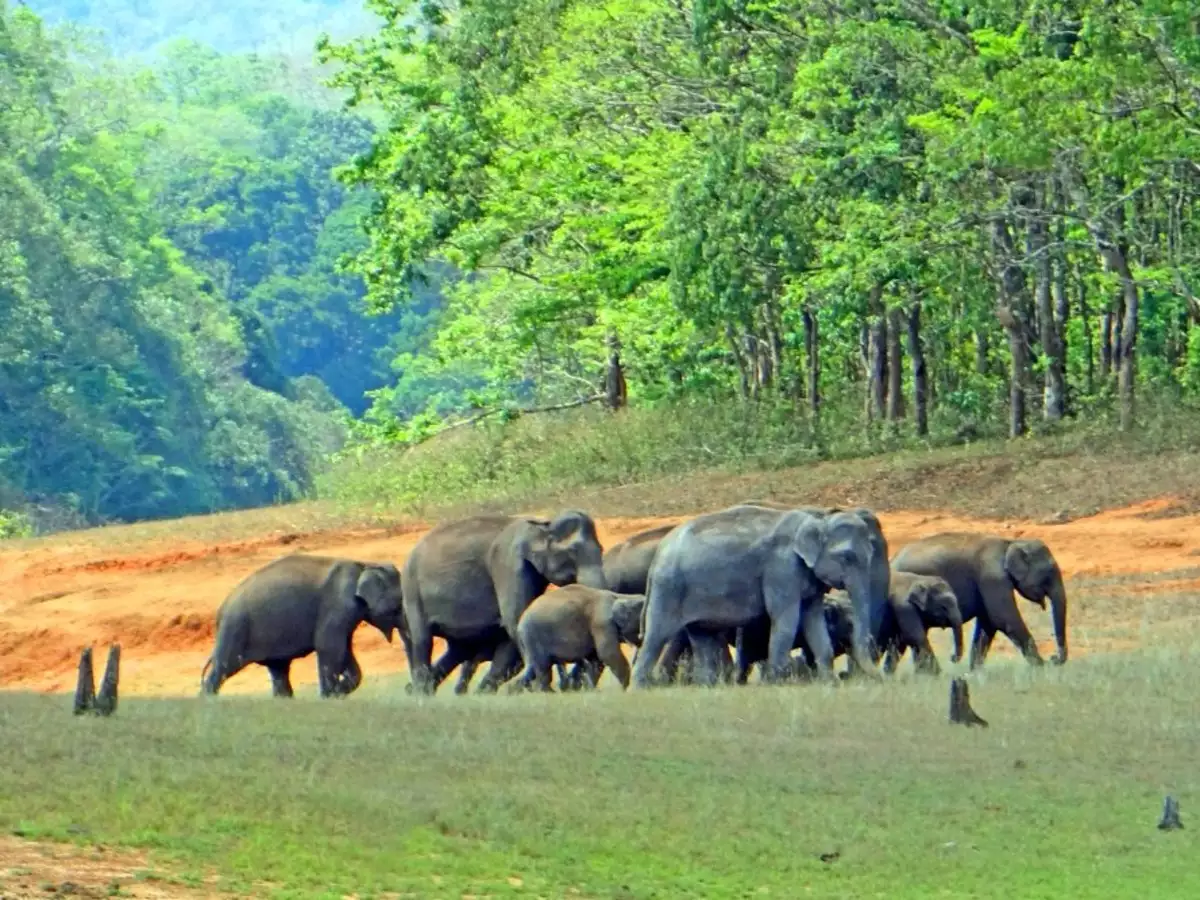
[199,501,1069,698]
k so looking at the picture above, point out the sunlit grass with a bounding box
[3,649,1198,898]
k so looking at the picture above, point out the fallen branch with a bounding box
[410,395,609,449]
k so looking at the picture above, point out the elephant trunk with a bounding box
[1047,570,1068,664]
[578,562,608,591]
[949,615,964,664]
[866,551,891,659]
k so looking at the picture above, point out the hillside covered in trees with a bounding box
[7,0,1200,533]
[322,0,1200,451]
[0,2,440,532]
[23,0,379,56]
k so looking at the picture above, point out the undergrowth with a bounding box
[317,391,1200,522]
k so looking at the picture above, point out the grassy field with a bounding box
[3,649,1199,899]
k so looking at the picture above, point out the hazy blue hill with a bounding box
[23,0,380,56]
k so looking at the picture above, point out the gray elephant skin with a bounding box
[891,532,1068,667]
[632,504,890,687]
[402,510,607,694]
[510,585,644,691]
[200,553,402,697]
[796,570,963,677]
[602,522,735,685]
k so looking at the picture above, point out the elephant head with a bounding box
[792,508,888,667]
[354,563,403,642]
[611,595,645,646]
[529,510,607,590]
[1004,538,1068,664]
[909,575,964,663]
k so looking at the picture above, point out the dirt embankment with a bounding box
[2,499,1198,697]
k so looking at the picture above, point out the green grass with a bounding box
[4,651,1200,898]
[317,392,1200,525]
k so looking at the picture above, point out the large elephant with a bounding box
[632,504,890,687]
[601,522,734,685]
[402,510,607,694]
[509,585,644,691]
[200,554,402,697]
[891,532,1068,668]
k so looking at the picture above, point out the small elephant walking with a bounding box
[510,585,644,691]
[891,532,1068,668]
[201,554,403,697]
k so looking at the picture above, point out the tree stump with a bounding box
[948,677,988,727]
[1159,795,1183,830]
[93,644,120,716]
[73,647,95,715]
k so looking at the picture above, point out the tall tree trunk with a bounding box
[726,325,750,399]
[603,331,627,411]
[1100,307,1113,379]
[1078,268,1094,395]
[906,299,928,436]
[867,284,887,423]
[887,304,905,421]
[1052,223,1070,415]
[803,307,820,421]
[1112,250,1139,431]
[974,329,990,375]
[991,214,1031,438]
[1031,199,1066,421]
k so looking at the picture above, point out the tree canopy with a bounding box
[323,0,1200,445]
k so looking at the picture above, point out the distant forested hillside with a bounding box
[0,2,443,532]
[22,0,379,56]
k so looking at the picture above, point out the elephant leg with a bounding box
[454,656,482,695]
[685,629,723,687]
[798,601,835,683]
[407,620,437,695]
[336,652,363,695]
[477,640,523,693]
[881,642,903,675]
[657,631,691,683]
[631,610,683,689]
[996,615,1044,665]
[265,659,294,698]
[968,619,996,669]
[595,631,632,689]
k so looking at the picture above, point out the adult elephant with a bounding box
[891,533,1068,668]
[402,510,607,694]
[601,522,735,685]
[200,554,402,697]
[632,504,890,687]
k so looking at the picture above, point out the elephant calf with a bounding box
[811,571,963,677]
[201,553,403,698]
[510,585,644,692]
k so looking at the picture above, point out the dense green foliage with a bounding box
[23,0,379,56]
[322,0,1200,449]
[0,4,424,529]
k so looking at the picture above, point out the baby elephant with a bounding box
[879,570,964,674]
[509,585,644,692]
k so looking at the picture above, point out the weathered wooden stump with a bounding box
[73,647,96,715]
[1159,795,1183,830]
[948,677,988,727]
[93,644,120,716]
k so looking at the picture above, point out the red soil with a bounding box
[1,498,1196,697]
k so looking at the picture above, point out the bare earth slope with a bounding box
[3,498,1199,696]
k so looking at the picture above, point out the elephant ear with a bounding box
[1004,541,1034,586]
[355,565,400,619]
[908,581,932,614]
[791,512,827,570]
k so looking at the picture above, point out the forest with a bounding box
[5,0,1200,533]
